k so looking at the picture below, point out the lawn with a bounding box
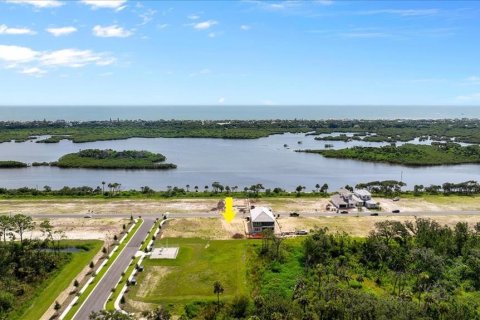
[127,238,248,313]
[11,240,103,320]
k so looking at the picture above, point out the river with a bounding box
[0,133,478,191]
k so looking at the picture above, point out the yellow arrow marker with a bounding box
[222,197,236,223]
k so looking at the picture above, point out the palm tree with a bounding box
[186,184,190,192]
[0,215,12,243]
[213,281,224,308]
[102,181,106,193]
[194,186,199,193]
[315,183,320,193]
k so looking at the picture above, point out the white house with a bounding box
[250,207,276,234]
[331,188,378,210]
[353,189,378,209]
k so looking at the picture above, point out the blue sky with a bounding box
[0,0,479,106]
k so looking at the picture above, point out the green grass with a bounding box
[105,219,161,311]
[12,240,103,320]
[128,238,247,313]
[247,238,304,298]
[63,219,143,320]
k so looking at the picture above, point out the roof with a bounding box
[330,194,348,207]
[250,207,275,223]
[354,189,371,197]
[338,188,352,198]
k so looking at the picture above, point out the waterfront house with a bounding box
[353,189,378,209]
[250,207,276,233]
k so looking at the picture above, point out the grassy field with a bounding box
[12,240,103,320]
[127,238,248,314]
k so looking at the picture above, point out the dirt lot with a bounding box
[28,217,127,240]
[161,217,245,240]
[0,199,219,215]
[0,196,479,216]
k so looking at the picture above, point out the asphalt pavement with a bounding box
[72,217,156,320]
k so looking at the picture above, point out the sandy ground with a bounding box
[161,217,245,240]
[1,196,479,216]
[277,215,480,237]
[27,217,127,240]
[0,199,219,215]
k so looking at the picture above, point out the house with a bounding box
[353,189,378,209]
[249,207,276,234]
[330,188,358,209]
[330,188,377,210]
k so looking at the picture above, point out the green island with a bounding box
[126,219,480,319]
[0,150,176,170]
[1,118,480,143]
[299,143,480,166]
[53,149,177,170]
[0,161,27,168]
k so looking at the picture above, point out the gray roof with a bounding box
[250,207,275,223]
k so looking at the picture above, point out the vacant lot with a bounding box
[161,217,245,239]
[27,217,127,240]
[1,195,479,216]
[126,238,248,314]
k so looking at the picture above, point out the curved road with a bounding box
[72,217,156,320]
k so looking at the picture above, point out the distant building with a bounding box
[250,207,276,233]
[330,188,377,210]
[330,188,357,209]
[353,189,378,209]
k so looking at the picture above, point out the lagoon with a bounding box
[0,133,479,191]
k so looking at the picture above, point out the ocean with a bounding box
[0,105,478,121]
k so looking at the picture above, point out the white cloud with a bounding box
[0,45,115,75]
[357,9,439,17]
[81,0,127,11]
[188,14,200,20]
[341,32,389,38]
[21,67,46,76]
[139,8,156,25]
[262,99,276,106]
[5,0,63,8]
[456,93,480,102]
[0,45,38,62]
[465,76,480,84]
[316,0,333,5]
[46,26,77,37]
[193,20,218,30]
[0,24,36,35]
[240,25,251,31]
[40,49,114,67]
[93,25,132,38]
[157,24,169,30]
[218,97,225,104]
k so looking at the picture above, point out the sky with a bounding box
[0,0,479,106]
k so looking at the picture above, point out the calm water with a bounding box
[0,133,479,191]
[0,105,479,121]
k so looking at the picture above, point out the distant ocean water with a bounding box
[0,105,478,121]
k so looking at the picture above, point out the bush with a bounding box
[232,233,245,239]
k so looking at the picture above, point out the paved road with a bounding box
[73,217,156,320]
[26,210,480,220]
